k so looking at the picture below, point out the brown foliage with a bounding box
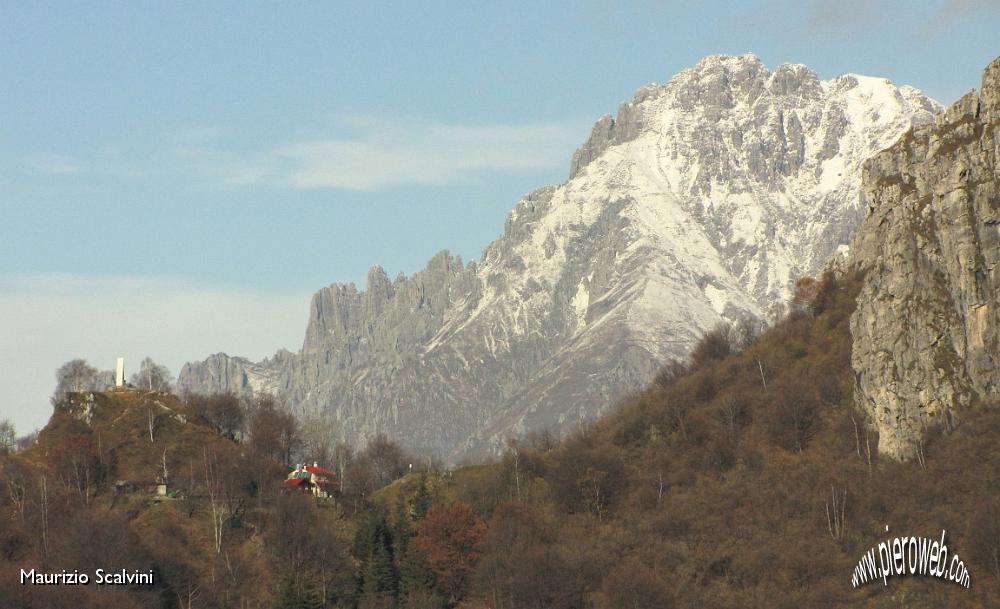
[689,323,736,368]
[186,392,245,440]
[246,394,299,465]
[599,559,671,609]
[546,437,626,519]
[765,377,822,453]
[653,359,688,389]
[414,501,486,603]
[792,275,821,313]
[464,271,1000,608]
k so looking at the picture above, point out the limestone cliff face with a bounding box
[848,56,1000,460]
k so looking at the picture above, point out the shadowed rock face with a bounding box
[848,56,1000,461]
[178,54,939,463]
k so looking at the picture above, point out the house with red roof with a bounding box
[283,462,339,498]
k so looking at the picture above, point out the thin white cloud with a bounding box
[797,0,1000,36]
[185,116,588,191]
[804,0,882,32]
[25,154,83,175]
[936,0,1000,14]
[920,0,1000,35]
[0,273,308,434]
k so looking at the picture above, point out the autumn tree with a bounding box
[49,433,104,506]
[766,378,821,453]
[187,393,245,440]
[412,502,486,605]
[524,428,557,452]
[202,448,226,554]
[141,518,204,609]
[268,493,354,607]
[298,407,340,466]
[339,435,410,511]
[247,394,299,465]
[131,356,173,391]
[0,419,15,455]
[653,359,688,389]
[547,439,626,518]
[735,315,765,350]
[42,508,161,608]
[473,501,578,609]
[792,276,821,315]
[365,434,409,489]
[1,457,33,523]
[689,323,736,368]
[660,395,694,444]
[715,394,750,443]
[600,560,671,609]
[51,358,98,404]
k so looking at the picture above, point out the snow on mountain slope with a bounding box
[178,54,940,462]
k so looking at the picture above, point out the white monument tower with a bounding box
[115,357,126,388]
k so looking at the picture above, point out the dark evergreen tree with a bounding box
[410,475,432,520]
[354,511,399,608]
[398,543,437,606]
[273,573,303,609]
[391,496,414,555]
[274,571,326,609]
[298,577,325,609]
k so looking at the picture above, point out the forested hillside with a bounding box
[368,272,1000,609]
[2,273,999,608]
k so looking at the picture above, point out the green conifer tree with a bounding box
[273,574,299,609]
[354,512,399,608]
[298,577,325,609]
[410,475,432,520]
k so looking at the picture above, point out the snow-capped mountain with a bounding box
[178,54,940,462]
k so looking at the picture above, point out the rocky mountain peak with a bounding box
[179,55,941,462]
[980,55,1000,119]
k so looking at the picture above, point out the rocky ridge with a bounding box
[846,55,1000,460]
[179,54,940,462]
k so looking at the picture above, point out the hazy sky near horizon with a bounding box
[2,1,999,432]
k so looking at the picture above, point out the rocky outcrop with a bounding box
[176,351,291,397]
[568,85,658,179]
[848,56,1000,460]
[180,54,939,462]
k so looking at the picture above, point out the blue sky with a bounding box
[2,0,999,432]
